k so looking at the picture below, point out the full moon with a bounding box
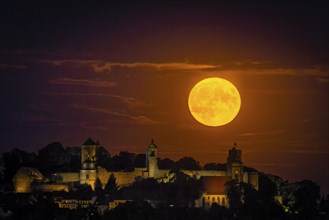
[188,77,241,127]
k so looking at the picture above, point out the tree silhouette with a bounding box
[203,163,226,170]
[104,174,117,194]
[134,154,146,168]
[158,158,177,170]
[96,146,111,169]
[37,142,71,174]
[225,180,243,218]
[2,148,36,181]
[176,157,201,170]
[319,194,329,217]
[209,203,229,220]
[293,180,321,219]
[94,177,103,194]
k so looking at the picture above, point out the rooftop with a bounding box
[83,138,97,146]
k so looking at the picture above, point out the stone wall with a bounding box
[182,170,227,179]
[248,172,259,190]
[97,167,148,188]
[110,169,145,187]
[13,174,31,193]
[12,167,44,193]
[34,183,69,192]
[57,172,80,183]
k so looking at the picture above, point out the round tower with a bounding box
[146,139,158,178]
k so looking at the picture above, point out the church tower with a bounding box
[81,138,97,165]
[80,138,98,189]
[226,143,244,182]
[146,139,158,178]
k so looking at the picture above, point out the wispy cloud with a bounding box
[41,59,329,83]
[48,121,110,130]
[71,103,158,125]
[213,67,328,78]
[301,113,329,124]
[91,62,219,72]
[50,77,117,87]
[239,130,284,137]
[227,59,269,66]
[21,115,60,123]
[79,122,109,130]
[49,92,151,108]
[41,59,219,72]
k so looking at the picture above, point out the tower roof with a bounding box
[149,139,157,149]
[83,138,97,146]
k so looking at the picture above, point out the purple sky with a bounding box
[0,1,328,194]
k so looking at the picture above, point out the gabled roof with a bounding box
[202,176,231,195]
[83,138,97,146]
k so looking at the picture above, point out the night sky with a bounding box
[0,1,328,194]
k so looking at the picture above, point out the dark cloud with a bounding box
[50,77,117,87]
[48,92,152,108]
[71,103,158,125]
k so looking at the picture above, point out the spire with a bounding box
[149,139,157,149]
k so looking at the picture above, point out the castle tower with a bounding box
[81,138,97,166]
[80,138,98,189]
[226,143,244,182]
[146,139,158,178]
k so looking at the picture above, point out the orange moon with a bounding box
[188,77,241,127]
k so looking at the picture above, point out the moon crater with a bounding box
[188,77,241,127]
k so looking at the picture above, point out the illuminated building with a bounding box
[12,138,259,209]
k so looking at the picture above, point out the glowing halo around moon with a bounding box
[188,77,241,127]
